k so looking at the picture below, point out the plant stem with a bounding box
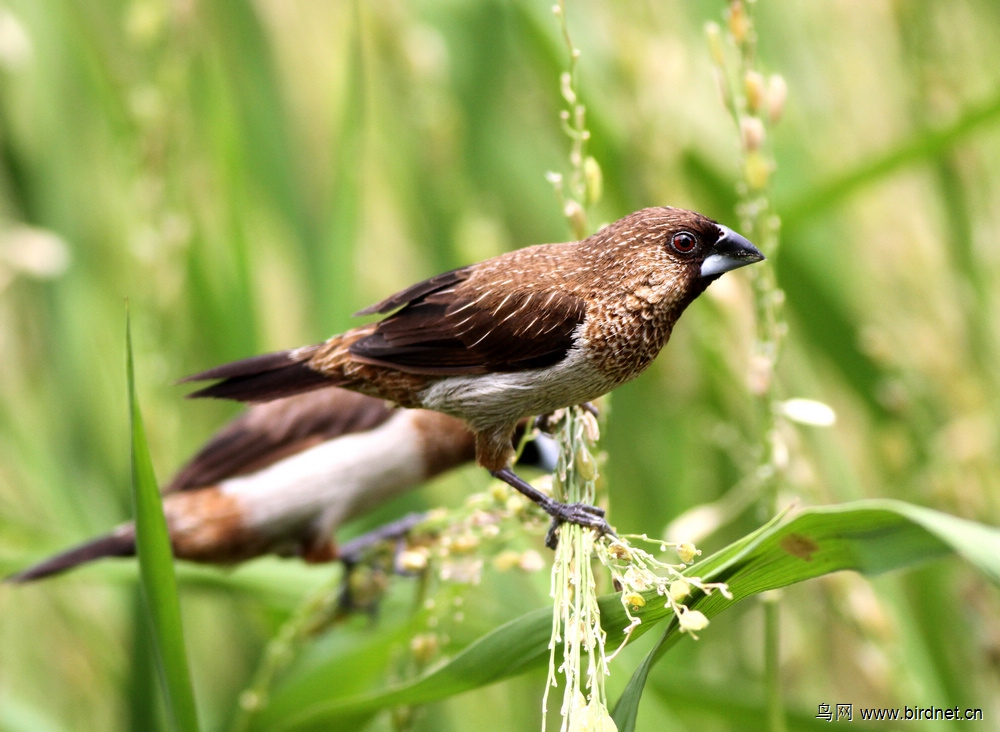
[709,1,789,728]
[228,572,343,732]
[764,598,786,732]
[543,406,610,732]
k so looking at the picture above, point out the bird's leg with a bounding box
[337,512,429,614]
[337,512,428,568]
[490,467,615,550]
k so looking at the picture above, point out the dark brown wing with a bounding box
[166,389,396,492]
[349,278,587,375]
[354,267,471,316]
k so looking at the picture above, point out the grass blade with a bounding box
[253,589,669,732]
[127,309,201,732]
[260,499,999,730]
[612,500,1000,730]
[779,89,1000,233]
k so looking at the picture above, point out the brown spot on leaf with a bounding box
[780,533,819,561]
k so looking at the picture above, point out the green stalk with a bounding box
[764,598,785,732]
[708,2,789,729]
[544,406,612,732]
[127,308,201,732]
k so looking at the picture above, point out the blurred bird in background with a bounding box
[7,389,554,583]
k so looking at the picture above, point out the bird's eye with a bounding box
[670,231,697,254]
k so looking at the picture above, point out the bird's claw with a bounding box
[489,467,614,549]
[577,503,606,517]
[543,501,615,550]
[337,512,427,567]
[336,512,429,614]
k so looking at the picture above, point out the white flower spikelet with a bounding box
[543,406,616,732]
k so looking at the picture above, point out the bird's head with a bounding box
[583,206,764,315]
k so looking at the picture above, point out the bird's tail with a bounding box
[182,343,335,402]
[181,332,366,403]
[5,529,136,583]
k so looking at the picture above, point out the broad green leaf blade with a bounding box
[612,500,1000,731]
[644,673,887,732]
[256,593,667,732]
[127,311,201,732]
[255,606,553,731]
[127,585,169,732]
[253,500,999,731]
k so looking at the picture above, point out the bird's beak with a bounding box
[700,225,765,278]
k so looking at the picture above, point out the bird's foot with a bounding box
[542,501,613,550]
[336,512,429,615]
[337,512,428,568]
[490,467,615,550]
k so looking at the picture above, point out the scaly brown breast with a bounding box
[582,296,674,386]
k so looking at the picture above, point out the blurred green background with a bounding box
[1,0,999,730]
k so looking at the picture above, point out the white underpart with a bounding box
[419,344,615,430]
[219,410,426,543]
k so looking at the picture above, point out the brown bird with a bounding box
[6,389,549,583]
[185,207,764,546]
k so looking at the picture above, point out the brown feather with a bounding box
[184,345,337,402]
[4,530,136,583]
[180,348,318,383]
[167,390,398,492]
[353,266,470,316]
[185,207,763,480]
[349,281,586,375]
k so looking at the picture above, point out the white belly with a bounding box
[218,409,427,539]
[417,347,615,430]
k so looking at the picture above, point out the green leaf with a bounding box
[256,499,1000,730]
[127,309,201,732]
[253,590,668,732]
[612,500,1000,731]
[642,672,889,732]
